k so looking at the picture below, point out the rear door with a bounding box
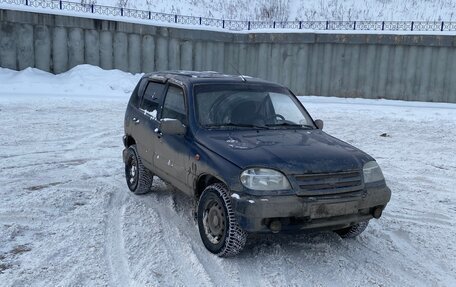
[134,79,166,167]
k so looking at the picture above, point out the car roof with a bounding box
[142,70,283,87]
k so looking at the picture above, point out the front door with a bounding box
[153,84,193,193]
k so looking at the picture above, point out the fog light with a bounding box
[373,207,383,219]
[269,220,282,233]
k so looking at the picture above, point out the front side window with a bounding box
[140,81,166,119]
[194,84,314,129]
[162,85,186,124]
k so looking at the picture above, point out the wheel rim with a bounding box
[126,154,138,189]
[202,198,226,244]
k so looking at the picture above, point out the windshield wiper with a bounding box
[266,123,315,129]
[204,122,269,129]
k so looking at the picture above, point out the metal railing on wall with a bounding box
[2,0,456,32]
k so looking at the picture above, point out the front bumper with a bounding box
[230,184,391,233]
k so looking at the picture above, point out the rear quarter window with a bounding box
[128,80,142,107]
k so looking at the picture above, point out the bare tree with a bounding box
[118,0,128,8]
[255,0,290,22]
[146,0,152,11]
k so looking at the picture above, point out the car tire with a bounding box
[124,144,153,195]
[197,183,247,257]
[335,221,369,238]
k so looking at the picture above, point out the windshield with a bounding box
[194,84,315,129]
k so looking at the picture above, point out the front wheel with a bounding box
[124,145,153,195]
[197,183,247,257]
[335,221,369,238]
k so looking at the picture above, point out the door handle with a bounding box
[132,117,140,124]
[154,128,162,137]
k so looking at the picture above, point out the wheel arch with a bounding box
[123,135,136,147]
[194,173,227,200]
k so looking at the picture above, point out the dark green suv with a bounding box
[123,71,391,257]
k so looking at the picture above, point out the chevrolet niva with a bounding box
[122,71,391,257]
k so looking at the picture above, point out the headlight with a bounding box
[363,161,385,183]
[240,168,291,191]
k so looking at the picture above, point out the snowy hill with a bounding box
[79,0,456,21]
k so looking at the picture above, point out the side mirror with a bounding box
[160,118,186,135]
[314,119,324,130]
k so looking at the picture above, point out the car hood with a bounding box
[195,129,373,174]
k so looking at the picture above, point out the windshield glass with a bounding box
[194,84,315,129]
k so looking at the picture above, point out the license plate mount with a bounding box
[310,201,359,219]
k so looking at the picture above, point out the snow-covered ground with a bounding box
[0,65,455,286]
[5,0,456,21]
[2,0,456,34]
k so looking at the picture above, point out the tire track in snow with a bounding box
[62,129,132,286]
[389,211,453,227]
[65,131,110,151]
[103,187,132,287]
[162,190,250,286]
[126,190,239,286]
[140,181,241,286]
[164,189,244,287]
[86,161,132,286]
[147,189,214,286]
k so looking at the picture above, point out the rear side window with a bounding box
[140,82,166,120]
[162,86,186,125]
[129,81,141,107]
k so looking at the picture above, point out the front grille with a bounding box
[294,170,364,197]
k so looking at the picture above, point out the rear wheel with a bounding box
[124,145,153,195]
[197,183,247,257]
[335,221,369,238]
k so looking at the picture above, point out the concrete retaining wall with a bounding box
[1,9,456,102]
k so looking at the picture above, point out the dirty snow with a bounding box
[0,65,455,286]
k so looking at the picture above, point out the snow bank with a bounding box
[0,65,142,99]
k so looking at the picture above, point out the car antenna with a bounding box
[230,63,247,82]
